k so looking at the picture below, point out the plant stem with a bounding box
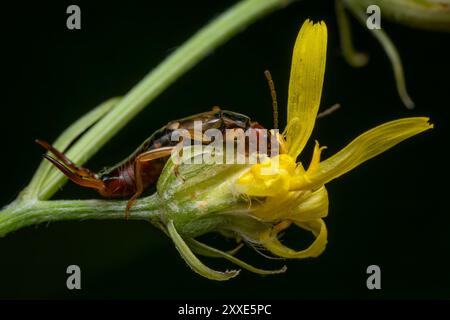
[0,194,162,238]
[335,0,368,67]
[38,0,294,200]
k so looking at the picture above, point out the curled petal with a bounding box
[307,140,327,173]
[291,117,433,190]
[287,19,327,159]
[287,187,329,221]
[167,220,239,281]
[260,219,327,259]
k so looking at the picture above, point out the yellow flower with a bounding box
[235,20,433,259]
[156,19,432,281]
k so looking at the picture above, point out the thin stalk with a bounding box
[354,0,450,32]
[0,194,161,238]
[345,0,415,109]
[335,0,368,67]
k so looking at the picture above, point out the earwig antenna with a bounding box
[264,70,279,129]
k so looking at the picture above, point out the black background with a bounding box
[1,0,449,299]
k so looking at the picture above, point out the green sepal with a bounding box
[187,238,287,275]
[167,220,240,281]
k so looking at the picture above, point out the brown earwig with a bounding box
[37,108,269,219]
[36,70,338,219]
[37,71,282,219]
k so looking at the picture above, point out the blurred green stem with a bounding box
[335,0,368,67]
[344,0,415,109]
[353,0,450,31]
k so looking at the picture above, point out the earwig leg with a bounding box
[36,139,94,178]
[125,147,175,220]
[173,164,185,182]
[43,154,105,191]
[172,143,185,182]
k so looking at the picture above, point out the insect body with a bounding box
[37,109,266,219]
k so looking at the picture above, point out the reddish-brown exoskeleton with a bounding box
[37,108,270,219]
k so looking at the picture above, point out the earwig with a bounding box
[37,108,268,219]
[37,69,339,219]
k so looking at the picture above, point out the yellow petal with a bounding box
[292,117,433,190]
[252,186,328,222]
[260,219,327,259]
[306,140,327,173]
[235,154,296,197]
[287,187,329,221]
[287,19,327,159]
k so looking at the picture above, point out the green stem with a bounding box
[38,0,293,200]
[0,194,161,238]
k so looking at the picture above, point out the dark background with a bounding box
[1,0,449,299]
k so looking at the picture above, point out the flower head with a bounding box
[235,19,432,259]
[157,19,432,280]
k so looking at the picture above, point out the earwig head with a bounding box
[250,121,264,130]
[36,139,105,192]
